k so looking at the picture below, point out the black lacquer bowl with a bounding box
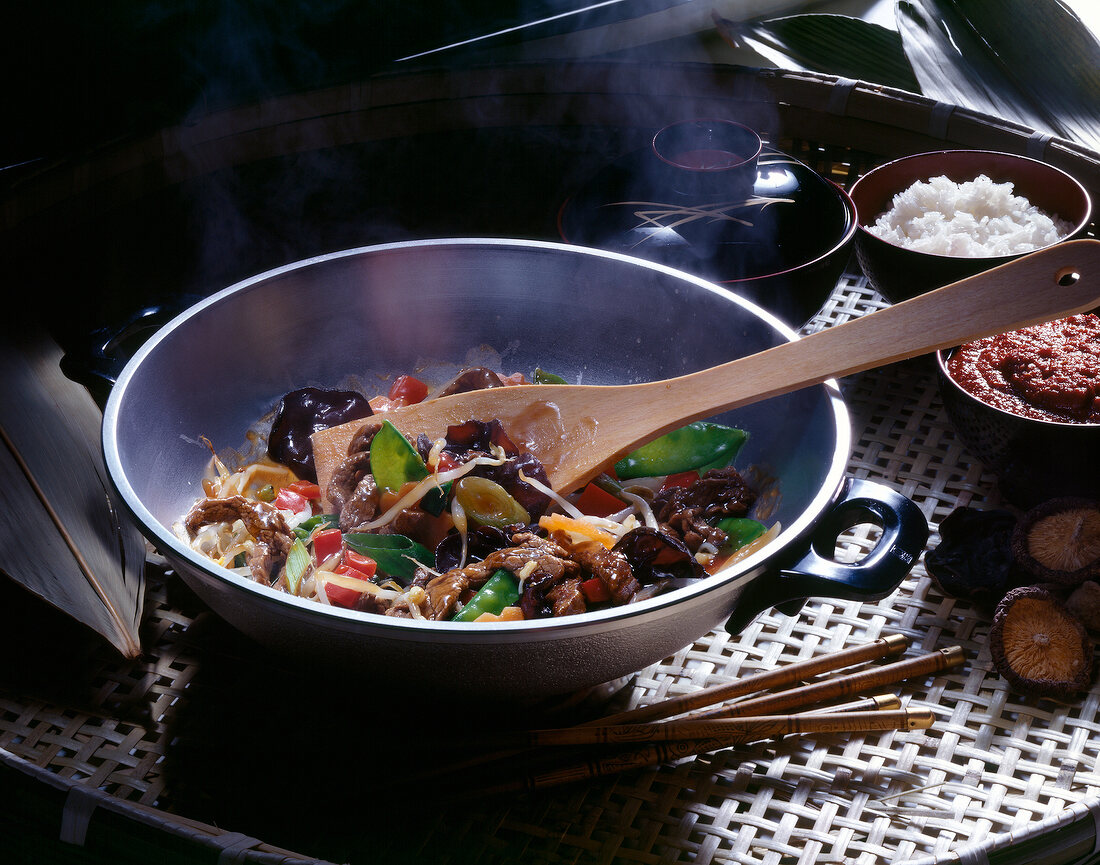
[851,150,1091,303]
[558,124,856,328]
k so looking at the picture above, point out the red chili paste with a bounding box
[946,314,1100,423]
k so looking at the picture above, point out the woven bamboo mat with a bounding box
[4,61,1100,862]
[3,267,1100,865]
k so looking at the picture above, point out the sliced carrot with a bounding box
[474,606,525,623]
[538,513,617,550]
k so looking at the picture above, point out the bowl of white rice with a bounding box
[850,150,1091,302]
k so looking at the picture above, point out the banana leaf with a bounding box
[897,0,1100,151]
[732,0,1100,153]
[0,332,145,658]
[718,13,921,93]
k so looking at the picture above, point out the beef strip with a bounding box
[327,450,371,511]
[547,576,587,617]
[327,422,382,529]
[388,506,448,550]
[338,473,380,532]
[422,569,481,620]
[419,531,580,620]
[184,495,295,584]
[567,539,639,604]
[653,466,758,552]
[347,422,382,457]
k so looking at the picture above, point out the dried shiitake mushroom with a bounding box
[1066,581,1100,633]
[925,507,1021,608]
[1012,498,1100,586]
[990,585,1094,698]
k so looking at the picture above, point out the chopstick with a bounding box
[585,633,911,727]
[400,637,961,798]
[473,707,936,796]
[409,636,914,783]
[682,646,964,721]
[516,706,930,747]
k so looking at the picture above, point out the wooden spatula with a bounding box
[313,239,1100,496]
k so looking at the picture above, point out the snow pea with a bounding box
[451,569,520,622]
[713,517,767,551]
[370,420,428,492]
[294,512,340,540]
[613,422,748,480]
[369,420,448,515]
[534,368,568,384]
[344,533,434,585]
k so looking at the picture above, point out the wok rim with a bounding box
[102,237,852,640]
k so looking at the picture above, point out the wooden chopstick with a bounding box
[474,707,935,796]
[476,694,899,751]
[409,637,912,783]
[803,693,901,714]
[586,633,911,727]
[683,646,964,721]
[522,707,933,747]
[398,639,957,792]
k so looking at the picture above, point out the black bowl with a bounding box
[851,150,1092,303]
[558,125,856,327]
[937,345,1100,508]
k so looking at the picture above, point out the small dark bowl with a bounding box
[851,150,1092,302]
[559,125,857,327]
[936,346,1100,509]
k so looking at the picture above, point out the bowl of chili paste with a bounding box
[937,313,1100,507]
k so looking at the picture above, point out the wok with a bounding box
[102,239,927,699]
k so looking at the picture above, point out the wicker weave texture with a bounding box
[4,272,1100,865]
[4,63,1100,865]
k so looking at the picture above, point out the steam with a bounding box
[159,2,779,297]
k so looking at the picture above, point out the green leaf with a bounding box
[897,0,1100,152]
[730,14,921,93]
[0,331,145,658]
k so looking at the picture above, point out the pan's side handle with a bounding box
[60,297,202,404]
[724,478,928,635]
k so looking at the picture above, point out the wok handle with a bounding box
[724,478,928,635]
[59,297,202,403]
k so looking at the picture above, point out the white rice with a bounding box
[867,174,1073,257]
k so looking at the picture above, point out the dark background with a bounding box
[3,0,693,168]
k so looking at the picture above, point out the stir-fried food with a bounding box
[178,366,778,622]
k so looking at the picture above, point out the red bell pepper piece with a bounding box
[660,470,700,491]
[326,562,378,606]
[387,374,429,407]
[285,480,322,500]
[342,550,378,578]
[580,577,611,603]
[274,487,309,513]
[312,527,343,564]
[325,572,364,609]
[573,483,625,518]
